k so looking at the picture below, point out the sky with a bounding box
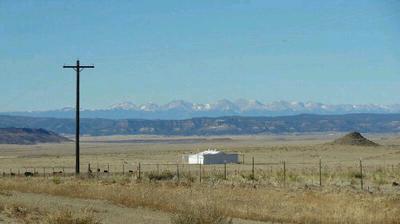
[0,0,399,111]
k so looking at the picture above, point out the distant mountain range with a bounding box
[2,99,400,120]
[1,114,400,136]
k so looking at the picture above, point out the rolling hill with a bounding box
[0,128,71,144]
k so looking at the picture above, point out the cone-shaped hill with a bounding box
[331,132,379,146]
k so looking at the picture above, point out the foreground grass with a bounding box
[0,177,400,224]
[0,193,100,224]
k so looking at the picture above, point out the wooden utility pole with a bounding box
[63,60,94,174]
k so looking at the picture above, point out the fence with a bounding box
[1,158,399,190]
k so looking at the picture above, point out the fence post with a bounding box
[138,163,141,180]
[243,154,245,164]
[224,163,227,180]
[88,163,91,174]
[199,164,202,183]
[122,163,125,175]
[283,161,286,187]
[252,157,255,181]
[177,164,180,182]
[319,158,322,187]
[360,159,363,190]
[43,167,46,178]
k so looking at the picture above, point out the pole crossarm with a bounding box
[62,60,94,174]
[63,65,94,68]
[63,65,94,72]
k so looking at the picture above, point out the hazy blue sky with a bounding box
[1,0,399,111]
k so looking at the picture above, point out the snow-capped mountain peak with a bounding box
[109,102,137,110]
[234,99,265,111]
[3,99,400,120]
[162,100,194,111]
[210,99,239,111]
[139,102,159,112]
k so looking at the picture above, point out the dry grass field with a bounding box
[0,133,400,223]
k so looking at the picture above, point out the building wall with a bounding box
[185,153,239,164]
[188,154,203,164]
[203,154,239,164]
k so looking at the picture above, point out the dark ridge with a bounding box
[0,128,71,145]
[1,114,400,136]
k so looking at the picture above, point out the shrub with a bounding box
[182,172,196,183]
[171,205,232,224]
[287,172,302,182]
[0,190,12,197]
[147,170,175,181]
[372,173,388,186]
[52,177,62,185]
[240,172,257,181]
[348,171,363,179]
[4,204,30,219]
[45,209,100,224]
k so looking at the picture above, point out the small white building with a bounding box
[183,149,239,165]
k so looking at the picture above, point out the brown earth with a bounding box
[331,132,379,146]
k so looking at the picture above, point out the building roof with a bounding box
[193,149,223,156]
